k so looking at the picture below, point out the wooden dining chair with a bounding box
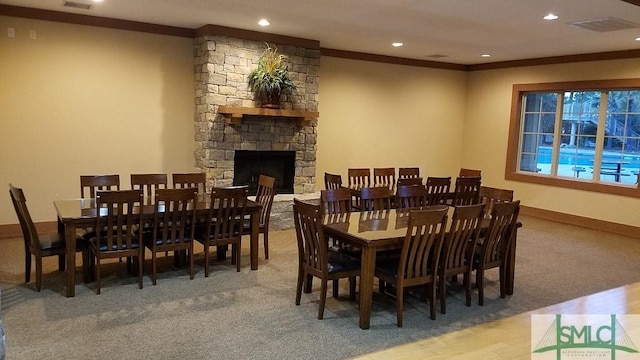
[195,186,248,275]
[398,167,420,179]
[478,186,514,217]
[438,203,485,314]
[347,168,370,190]
[172,172,207,193]
[324,172,343,190]
[320,187,352,215]
[395,184,427,210]
[473,200,520,305]
[130,173,168,204]
[374,206,448,326]
[373,167,396,193]
[452,176,481,206]
[459,168,482,177]
[10,184,89,292]
[244,174,276,259]
[87,189,144,294]
[360,186,392,211]
[293,199,360,320]
[80,174,120,198]
[424,176,451,205]
[143,188,198,285]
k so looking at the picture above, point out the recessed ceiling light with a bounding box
[481,54,491,58]
[392,42,403,47]
[258,19,270,26]
[543,13,559,20]
[636,37,640,41]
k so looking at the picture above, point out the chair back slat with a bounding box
[398,167,420,179]
[348,168,370,190]
[256,175,276,226]
[373,167,396,192]
[452,176,481,206]
[459,168,482,177]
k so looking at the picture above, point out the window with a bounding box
[506,79,640,197]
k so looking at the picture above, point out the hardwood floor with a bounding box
[354,282,640,359]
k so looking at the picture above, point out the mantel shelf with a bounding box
[217,106,319,125]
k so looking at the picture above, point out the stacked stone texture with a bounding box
[194,35,320,194]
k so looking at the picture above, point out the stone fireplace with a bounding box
[192,31,321,229]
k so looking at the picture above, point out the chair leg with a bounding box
[464,272,472,306]
[499,265,506,299]
[151,251,157,286]
[25,250,31,283]
[477,269,485,306]
[318,279,328,320]
[304,274,313,293]
[58,254,65,271]
[35,257,43,292]
[379,279,385,294]
[138,252,144,289]
[429,283,437,320]
[439,274,447,314]
[188,245,194,280]
[204,243,210,277]
[295,268,304,305]
[332,279,339,298]
[349,277,356,301]
[396,285,404,327]
[236,243,241,272]
[263,231,269,260]
[96,257,101,295]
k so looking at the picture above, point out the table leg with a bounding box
[63,221,77,297]
[250,210,259,270]
[359,247,376,330]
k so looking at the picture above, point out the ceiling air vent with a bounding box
[63,1,92,10]
[426,54,448,59]
[570,17,640,32]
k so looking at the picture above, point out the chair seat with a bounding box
[327,251,360,273]
[143,234,193,246]
[89,237,141,252]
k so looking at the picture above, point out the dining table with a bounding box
[54,194,262,297]
[323,207,521,330]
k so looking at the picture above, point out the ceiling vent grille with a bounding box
[570,17,640,32]
[63,1,92,10]
[426,54,448,59]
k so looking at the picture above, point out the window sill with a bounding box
[505,171,640,198]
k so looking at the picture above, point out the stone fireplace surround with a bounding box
[193,31,321,229]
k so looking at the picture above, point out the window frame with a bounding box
[505,78,640,198]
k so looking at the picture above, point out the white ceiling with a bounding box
[2,0,640,65]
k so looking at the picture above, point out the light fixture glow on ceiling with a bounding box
[481,54,491,58]
[258,19,270,26]
[392,42,403,47]
[543,13,559,20]
[636,37,640,41]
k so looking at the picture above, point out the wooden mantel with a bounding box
[217,106,319,125]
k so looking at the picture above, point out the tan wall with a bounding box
[0,17,195,224]
[464,59,640,227]
[316,57,468,186]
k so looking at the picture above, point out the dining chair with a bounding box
[143,188,198,285]
[195,186,248,275]
[130,173,168,204]
[396,177,423,187]
[478,186,514,217]
[320,187,352,215]
[438,203,485,314]
[324,172,343,190]
[9,184,89,292]
[459,168,482,177]
[80,174,120,198]
[293,199,360,320]
[373,167,396,193]
[374,206,448,326]
[172,172,207,193]
[243,174,276,259]
[424,176,451,205]
[398,167,420,179]
[473,200,520,305]
[347,168,370,190]
[395,184,427,210]
[87,189,144,294]
[360,186,392,211]
[452,176,481,206]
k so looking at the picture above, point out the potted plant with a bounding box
[247,43,297,109]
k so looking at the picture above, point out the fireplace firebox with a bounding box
[233,150,295,195]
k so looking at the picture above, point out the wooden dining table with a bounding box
[323,207,521,330]
[54,194,262,297]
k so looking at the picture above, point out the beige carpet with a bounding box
[1,215,640,359]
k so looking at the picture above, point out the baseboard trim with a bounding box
[520,205,640,240]
[0,221,57,239]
